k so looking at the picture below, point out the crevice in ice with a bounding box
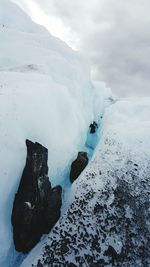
[8,98,113,267]
[60,96,114,215]
[60,115,104,215]
[6,118,103,267]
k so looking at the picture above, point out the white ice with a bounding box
[0,1,107,266]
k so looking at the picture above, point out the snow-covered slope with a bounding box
[21,98,150,267]
[0,1,106,266]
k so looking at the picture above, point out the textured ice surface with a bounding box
[0,1,106,266]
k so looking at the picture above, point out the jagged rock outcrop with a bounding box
[89,121,98,134]
[11,140,62,253]
[70,152,88,183]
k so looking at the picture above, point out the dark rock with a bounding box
[45,185,62,233]
[11,140,62,253]
[105,245,120,264]
[68,263,78,267]
[105,245,119,258]
[37,260,43,267]
[70,152,88,183]
[89,121,98,134]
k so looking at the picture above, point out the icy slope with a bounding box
[0,0,46,33]
[21,98,150,267]
[0,1,105,266]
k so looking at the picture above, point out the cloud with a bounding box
[12,0,150,97]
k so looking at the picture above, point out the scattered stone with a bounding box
[70,152,88,183]
[11,140,62,253]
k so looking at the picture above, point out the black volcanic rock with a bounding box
[11,140,62,253]
[89,121,98,134]
[70,152,88,183]
[45,185,62,233]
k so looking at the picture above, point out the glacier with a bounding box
[0,1,107,266]
[0,1,150,267]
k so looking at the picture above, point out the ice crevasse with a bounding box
[0,1,108,266]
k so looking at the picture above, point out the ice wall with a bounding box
[0,1,106,266]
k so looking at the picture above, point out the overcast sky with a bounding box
[13,0,150,97]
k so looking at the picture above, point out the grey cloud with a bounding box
[23,0,150,96]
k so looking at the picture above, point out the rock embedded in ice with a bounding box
[89,121,98,134]
[11,140,62,253]
[70,152,88,183]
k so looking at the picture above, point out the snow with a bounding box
[102,97,150,154]
[0,1,107,266]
